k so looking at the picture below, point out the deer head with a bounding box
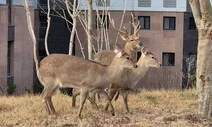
[138,47,160,68]
[109,14,142,58]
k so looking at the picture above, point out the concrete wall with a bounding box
[12,6,35,94]
[76,11,184,89]
[136,11,184,89]
[0,5,8,93]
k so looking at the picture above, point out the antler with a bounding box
[109,12,128,35]
[131,13,140,36]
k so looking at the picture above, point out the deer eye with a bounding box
[151,56,154,59]
[126,57,130,60]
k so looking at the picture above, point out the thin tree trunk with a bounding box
[44,0,51,55]
[23,0,43,88]
[87,0,93,60]
[66,0,77,55]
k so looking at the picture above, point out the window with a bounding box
[162,52,175,66]
[97,0,110,6]
[189,17,196,30]
[163,0,176,8]
[39,0,47,6]
[96,15,109,28]
[138,16,150,29]
[138,0,151,7]
[163,17,176,30]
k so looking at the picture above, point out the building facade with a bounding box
[0,0,37,94]
[76,0,198,89]
[0,0,202,94]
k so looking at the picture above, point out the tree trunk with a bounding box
[196,37,212,118]
[189,0,212,118]
[67,0,77,55]
[87,0,93,60]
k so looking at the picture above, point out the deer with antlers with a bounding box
[71,14,142,108]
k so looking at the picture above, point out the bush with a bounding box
[33,82,44,94]
[7,83,16,95]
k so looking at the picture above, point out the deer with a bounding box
[38,49,137,119]
[104,47,160,112]
[71,15,142,108]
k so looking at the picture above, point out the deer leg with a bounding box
[105,88,117,111]
[48,86,59,114]
[72,88,80,107]
[113,91,120,101]
[42,87,51,114]
[121,91,129,113]
[102,90,115,116]
[87,95,98,109]
[89,92,96,103]
[42,85,58,114]
[77,88,89,119]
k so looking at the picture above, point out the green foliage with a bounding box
[7,82,16,95]
[33,82,44,94]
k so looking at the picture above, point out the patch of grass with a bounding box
[0,89,211,127]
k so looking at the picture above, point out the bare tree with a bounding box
[189,0,212,118]
[66,0,77,55]
[44,0,51,55]
[87,0,93,60]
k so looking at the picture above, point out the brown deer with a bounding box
[71,15,142,107]
[105,47,160,112]
[38,49,137,119]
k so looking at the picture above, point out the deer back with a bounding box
[39,52,135,88]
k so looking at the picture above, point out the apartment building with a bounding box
[77,0,198,89]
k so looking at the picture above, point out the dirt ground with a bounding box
[0,89,211,127]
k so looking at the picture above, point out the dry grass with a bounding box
[0,89,211,127]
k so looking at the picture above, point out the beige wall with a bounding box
[12,6,34,94]
[0,5,35,94]
[76,11,184,89]
[0,5,8,94]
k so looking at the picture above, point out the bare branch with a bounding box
[44,0,51,56]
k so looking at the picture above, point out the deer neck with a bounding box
[106,59,126,81]
[124,47,136,60]
[135,57,149,77]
